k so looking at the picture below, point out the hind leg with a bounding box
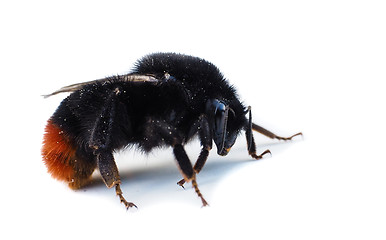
[95,149,137,209]
[88,87,136,209]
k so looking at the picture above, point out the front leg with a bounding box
[245,106,302,159]
[245,106,272,159]
[252,123,302,141]
[246,129,272,159]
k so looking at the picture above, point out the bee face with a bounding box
[216,131,237,156]
[206,99,244,156]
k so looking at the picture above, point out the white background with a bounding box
[1,0,385,239]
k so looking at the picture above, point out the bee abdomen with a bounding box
[42,119,77,184]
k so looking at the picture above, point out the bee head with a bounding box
[206,99,244,156]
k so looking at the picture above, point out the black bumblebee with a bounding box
[42,52,301,208]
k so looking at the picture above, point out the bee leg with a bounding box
[176,147,210,188]
[252,123,303,141]
[96,150,137,209]
[246,130,272,160]
[245,106,272,159]
[89,88,136,209]
[178,115,212,188]
[144,119,208,206]
[173,144,209,207]
[115,184,137,209]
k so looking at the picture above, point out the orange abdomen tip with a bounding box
[42,119,76,183]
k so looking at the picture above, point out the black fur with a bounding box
[52,53,246,153]
[44,52,301,208]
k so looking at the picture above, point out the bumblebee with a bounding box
[42,53,301,208]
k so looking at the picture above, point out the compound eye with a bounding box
[214,104,226,133]
[206,99,230,153]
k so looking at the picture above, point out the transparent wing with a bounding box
[43,74,160,98]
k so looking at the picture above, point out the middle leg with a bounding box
[177,114,212,188]
[173,144,208,207]
[145,119,209,206]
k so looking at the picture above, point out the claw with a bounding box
[200,198,209,207]
[115,184,137,210]
[177,179,186,189]
[276,132,303,141]
[123,201,138,210]
[251,149,271,160]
